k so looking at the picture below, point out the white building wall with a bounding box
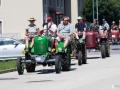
[71,0,78,29]
[0,0,43,39]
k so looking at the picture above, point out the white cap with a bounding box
[77,16,82,20]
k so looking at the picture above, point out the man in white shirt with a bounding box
[43,16,57,50]
[102,19,110,31]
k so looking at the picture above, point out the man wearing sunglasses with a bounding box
[55,16,73,52]
[75,16,86,41]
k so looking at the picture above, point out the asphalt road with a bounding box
[0,45,120,90]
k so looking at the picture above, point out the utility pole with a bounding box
[96,0,98,24]
[92,0,94,23]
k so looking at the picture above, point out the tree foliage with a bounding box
[81,0,120,25]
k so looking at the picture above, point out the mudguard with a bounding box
[58,42,67,53]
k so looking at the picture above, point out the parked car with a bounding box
[0,37,25,60]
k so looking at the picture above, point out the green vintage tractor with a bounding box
[16,34,61,75]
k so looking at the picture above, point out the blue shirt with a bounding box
[57,23,73,36]
[75,22,86,31]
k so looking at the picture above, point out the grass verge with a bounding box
[0,60,16,71]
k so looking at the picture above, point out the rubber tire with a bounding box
[106,43,110,57]
[82,46,87,64]
[78,51,82,65]
[17,57,24,75]
[55,55,61,74]
[101,45,106,59]
[26,63,36,72]
[62,50,71,71]
[76,56,78,59]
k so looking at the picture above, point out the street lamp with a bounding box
[92,0,98,23]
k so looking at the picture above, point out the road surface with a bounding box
[0,45,120,90]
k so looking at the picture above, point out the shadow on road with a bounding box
[26,80,54,83]
[111,48,120,50]
[70,68,77,71]
[0,78,18,80]
[36,67,77,74]
[87,57,101,59]
[36,69,55,74]
[71,63,77,66]
[62,68,77,72]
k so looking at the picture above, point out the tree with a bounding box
[81,0,120,25]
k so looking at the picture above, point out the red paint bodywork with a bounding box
[86,30,97,49]
[111,30,119,40]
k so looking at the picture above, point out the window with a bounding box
[57,0,60,7]
[0,21,2,34]
[0,39,15,45]
[44,0,47,6]
[78,0,82,8]
[78,0,81,8]
[49,0,52,6]
[61,0,64,8]
[0,0,1,7]
[0,40,2,45]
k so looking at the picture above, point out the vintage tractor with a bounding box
[17,34,61,75]
[76,33,87,65]
[111,29,119,45]
[99,26,110,59]
[86,28,100,51]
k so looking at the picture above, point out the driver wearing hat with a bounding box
[25,16,39,52]
[43,16,57,51]
[75,16,86,41]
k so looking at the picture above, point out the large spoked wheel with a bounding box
[106,41,110,57]
[62,49,71,71]
[101,45,106,59]
[17,57,24,75]
[78,51,82,65]
[55,55,61,74]
[82,46,87,64]
[26,63,36,73]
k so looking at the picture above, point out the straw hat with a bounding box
[28,16,36,21]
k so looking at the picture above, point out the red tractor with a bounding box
[99,26,110,59]
[111,29,119,45]
[119,20,120,42]
[86,28,100,52]
[86,26,110,59]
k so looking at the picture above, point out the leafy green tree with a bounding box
[81,0,120,25]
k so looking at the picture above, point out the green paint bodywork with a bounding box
[58,41,67,53]
[34,35,48,54]
[79,38,83,43]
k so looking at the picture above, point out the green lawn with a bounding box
[0,60,16,71]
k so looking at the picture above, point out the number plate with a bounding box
[112,35,115,37]
[35,57,41,62]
